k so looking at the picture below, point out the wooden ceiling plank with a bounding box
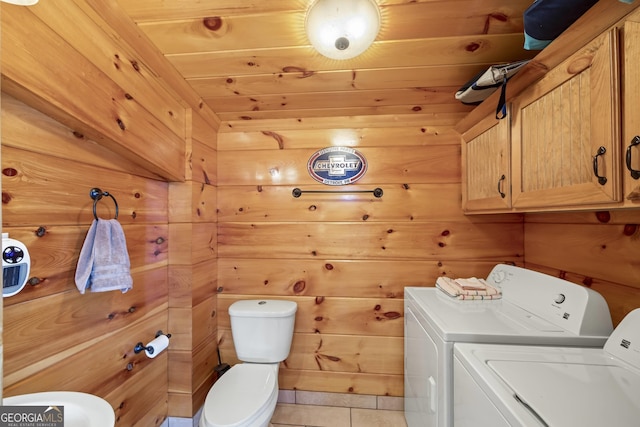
[216,126,462,151]
[117,0,308,21]
[216,107,467,122]
[119,0,527,22]
[167,34,535,78]
[187,64,491,98]
[220,111,470,132]
[203,86,462,113]
[134,0,531,55]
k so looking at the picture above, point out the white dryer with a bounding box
[453,308,640,427]
[404,264,613,427]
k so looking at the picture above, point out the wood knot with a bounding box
[623,224,638,236]
[203,16,223,31]
[595,211,611,223]
[293,280,306,293]
[465,42,481,52]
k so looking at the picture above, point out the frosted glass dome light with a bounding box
[305,0,381,60]
[0,0,39,5]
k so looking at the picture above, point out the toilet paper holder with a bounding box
[134,330,171,356]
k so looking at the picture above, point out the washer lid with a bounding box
[489,359,640,427]
[406,287,609,347]
[202,364,277,427]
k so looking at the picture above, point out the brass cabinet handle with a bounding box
[592,146,607,186]
[626,136,640,180]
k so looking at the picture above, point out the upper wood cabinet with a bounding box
[622,20,640,206]
[462,113,511,212]
[510,29,621,210]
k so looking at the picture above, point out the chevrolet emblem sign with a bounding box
[307,147,368,186]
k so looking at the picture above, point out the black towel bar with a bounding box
[89,188,119,220]
[292,187,383,198]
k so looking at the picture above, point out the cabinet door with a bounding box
[462,113,511,212]
[511,29,621,209]
[622,21,640,205]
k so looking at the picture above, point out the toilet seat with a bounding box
[200,363,278,427]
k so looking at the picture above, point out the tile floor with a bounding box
[270,403,407,427]
[271,390,406,427]
[163,391,407,427]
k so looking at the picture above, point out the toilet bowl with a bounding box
[199,299,297,427]
[199,364,278,427]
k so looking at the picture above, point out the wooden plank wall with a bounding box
[1,94,170,426]
[167,110,218,418]
[523,210,640,326]
[1,1,221,422]
[216,114,524,397]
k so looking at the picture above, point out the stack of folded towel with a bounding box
[435,276,501,300]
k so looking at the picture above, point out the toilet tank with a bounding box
[229,299,297,363]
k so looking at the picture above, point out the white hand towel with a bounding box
[75,219,133,294]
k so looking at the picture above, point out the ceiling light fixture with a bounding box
[0,0,39,5]
[305,0,381,60]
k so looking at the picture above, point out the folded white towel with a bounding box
[75,219,133,294]
[436,276,501,300]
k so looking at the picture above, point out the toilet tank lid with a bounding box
[229,300,297,318]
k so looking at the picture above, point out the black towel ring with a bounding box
[89,188,119,220]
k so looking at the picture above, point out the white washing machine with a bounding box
[453,308,640,427]
[404,264,613,427]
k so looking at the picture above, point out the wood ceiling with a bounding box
[117,0,539,123]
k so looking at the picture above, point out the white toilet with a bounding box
[199,299,297,427]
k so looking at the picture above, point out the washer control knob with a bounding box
[492,270,506,284]
[554,294,566,304]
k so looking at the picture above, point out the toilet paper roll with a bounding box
[144,334,169,358]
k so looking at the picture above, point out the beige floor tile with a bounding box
[376,396,404,411]
[295,391,376,409]
[271,403,351,427]
[278,389,296,404]
[351,408,407,427]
